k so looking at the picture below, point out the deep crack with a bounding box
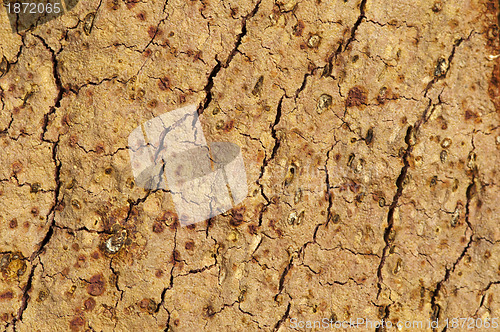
[198,0,262,114]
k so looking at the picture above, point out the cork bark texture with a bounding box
[0,0,499,331]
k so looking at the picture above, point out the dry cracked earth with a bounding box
[0,0,499,331]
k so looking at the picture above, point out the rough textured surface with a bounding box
[0,0,499,331]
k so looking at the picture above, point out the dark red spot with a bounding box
[68,135,78,147]
[223,119,234,132]
[91,251,100,259]
[0,291,13,300]
[84,297,96,311]
[152,221,165,233]
[464,109,478,120]
[9,219,17,229]
[488,62,500,110]
[56,200,65,211]
[137,12,146,20]
[293,20,305,36]
[229,206,245,227]
[95,143,105,154]
[157,211,178,227]
[110,0,119,10]
[485,0,497,13]
[158,77,171,91]
[155,269,163,278]
[69,315,85,331]
[247,224,258,235]
[184,240,195,250]
[186,223,196,230]
[126,0,137,9]
[148,99,158,108]
[139,299,149,310]
[12,162,22,174]
[148,26,158,39]
[346,86,367,107]
[87,274,106,296]
[169,219,179,230]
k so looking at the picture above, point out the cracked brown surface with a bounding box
[0,0,499,331]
